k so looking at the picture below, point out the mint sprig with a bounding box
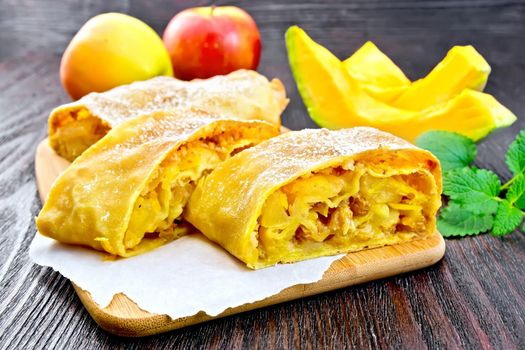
[415,130,525,237]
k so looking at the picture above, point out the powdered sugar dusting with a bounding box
[38,109,277,255]
[53,70,286,128]
[187,127,434,229]
[233,127,418,188]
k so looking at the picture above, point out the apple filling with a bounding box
[257,163,438,265]
[123,129,258,251]
[49,107,110,161]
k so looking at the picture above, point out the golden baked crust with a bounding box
[185,127,442,269]
[48,70,288,161]
[36,109,279,257]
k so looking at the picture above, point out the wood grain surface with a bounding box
[0,0,524,348]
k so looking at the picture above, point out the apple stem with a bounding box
[210,5,215,16]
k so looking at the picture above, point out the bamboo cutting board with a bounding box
[34,138,445,337]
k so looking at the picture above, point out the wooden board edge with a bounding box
[73,234,445,337]
[35,139,69,202]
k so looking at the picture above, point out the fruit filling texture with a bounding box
[257,163,437,265]
[124,130,257,251]
[49,108,110,161]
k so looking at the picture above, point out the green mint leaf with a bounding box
[492,200,524,236]
[506,174,525,209]
[415,131,476,173]
[437,203,493,237]
[457,199,499,216]
[443,167,500,213]
[505,129,525,176]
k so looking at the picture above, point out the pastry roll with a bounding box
[48,69,288,161]
[36,109,279,257]
[186,127,442,269]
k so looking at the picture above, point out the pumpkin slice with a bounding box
[391,45,491,110]
[285,25,515,141]
[342,41,410,102]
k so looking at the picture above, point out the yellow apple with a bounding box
[60,13,173,100]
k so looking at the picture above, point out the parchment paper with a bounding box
[29,232,344,319]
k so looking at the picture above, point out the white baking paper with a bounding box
[29,232,344,318]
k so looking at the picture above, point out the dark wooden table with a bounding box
[1,0,524,348]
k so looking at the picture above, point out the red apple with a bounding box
[162,6,261,80]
